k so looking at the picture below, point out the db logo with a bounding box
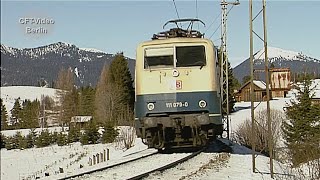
[176,80,182,90]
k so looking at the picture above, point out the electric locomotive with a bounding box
[135,19,223,149]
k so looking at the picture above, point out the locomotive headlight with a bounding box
[198,100,207,108]
[147,103,155,111]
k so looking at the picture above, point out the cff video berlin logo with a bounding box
[18,16,55,35]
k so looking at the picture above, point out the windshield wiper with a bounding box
[193,61,205,70]
[145,59,151,72]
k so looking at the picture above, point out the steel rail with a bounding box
[57,151,158,180]
[127,147,206,180]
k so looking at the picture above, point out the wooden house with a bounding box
[270,68,291,98]
[70,116,92,128]
[237,80,270,102]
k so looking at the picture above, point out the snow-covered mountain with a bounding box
[254,46,320,64]
[0,42,135,86]
[234,46,320,83]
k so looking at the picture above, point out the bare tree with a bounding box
[233,109,284,156]
[54,67,76,128]
[115,106,135,150]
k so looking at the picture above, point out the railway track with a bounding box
[71,150,201,180]
[57,149,158,180]
[127,147,205,180]
[59,139,231,180]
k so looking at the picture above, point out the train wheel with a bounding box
[152,130,164,149]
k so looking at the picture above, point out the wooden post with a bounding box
[107,148,110,160]
[93,155,96,165]
[89,157,92,166]
[100,152,103,162]
[103,149,106,162]
[96,153,100,163]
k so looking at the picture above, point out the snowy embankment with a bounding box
[1,127,68,137]
[0,86,58,116]
[146,139,292,180]
[0,139,149,180]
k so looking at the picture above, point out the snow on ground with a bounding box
[1,127,68,137]
[229,97,291,136]
[0,86,58,116]
[148,140,293,180]
[230,79,320,136]
[1,82,319,180]
[0,138,150,180]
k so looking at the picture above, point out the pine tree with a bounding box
[67,125,81,143]
[14,131,27,149]
[5,136,15,150]
[80,120,100,145]
[20,99,31,128]
[101,122,119,143]
[1,133,6,149]
[26,129,36,148]
[108,53,134,125]
[78,86,95,116]
[108,53,134,111]
[10,98,22,129]
[57,132,67,146]
[282,75,320,166]
[227,63,239,112]
[20,99,40,129]
[1,99,9,130]
[35,129,52,148]
[63,87,79,127]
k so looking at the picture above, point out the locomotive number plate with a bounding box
[166,102,189,108]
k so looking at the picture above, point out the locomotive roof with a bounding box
[138,37,214,47]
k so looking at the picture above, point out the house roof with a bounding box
[239,80,267,91]
[253,80,267,90]
[71,116,92,123]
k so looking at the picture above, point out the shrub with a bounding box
[101,123,119,144]
[1,133,6,149]
[67,125,81,143]
[57,132,67,146]
[14,131,28,149]
[35,129,52,148]
[80,120,100,145]
[233,109,283,156]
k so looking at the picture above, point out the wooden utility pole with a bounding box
[249,0,273,177]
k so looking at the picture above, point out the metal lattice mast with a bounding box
[220,0,229,139]
[220,0,240,139]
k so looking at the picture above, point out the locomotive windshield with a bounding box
[144,47,174,68]
[144,45,206,69]
[176,46,206,67]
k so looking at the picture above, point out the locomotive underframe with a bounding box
[137,113,223,149]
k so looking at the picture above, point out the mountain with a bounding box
[0,42,135,87]
[233,47,320,83]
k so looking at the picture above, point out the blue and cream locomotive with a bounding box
[135,19,223,149]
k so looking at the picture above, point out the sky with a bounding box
[1,0,320,67]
